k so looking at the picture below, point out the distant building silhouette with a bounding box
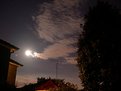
[0,39,22,86]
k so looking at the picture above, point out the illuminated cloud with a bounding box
[33,0,84,64]
[65,57,77,64]
[38,41,77,60]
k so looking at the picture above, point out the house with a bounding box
[0,39,22,86]
[35,80,59,91]
[7,59,23,85]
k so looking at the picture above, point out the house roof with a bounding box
[9,59,23,67]
[0,39,19,53]
[35,80,58,90]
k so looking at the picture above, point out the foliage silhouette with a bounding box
[77,1,121,91]
[18,77,78,91]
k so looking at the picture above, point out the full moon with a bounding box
[25,50,32,56]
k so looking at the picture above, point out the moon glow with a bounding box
[25,49,39,58]
[25,50,33,56]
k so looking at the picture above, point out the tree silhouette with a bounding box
[18,77,78,91]
[37,77,78,91]
[77,1,121,91]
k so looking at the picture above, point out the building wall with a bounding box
[7,63,17,86]
[0,45,10,85]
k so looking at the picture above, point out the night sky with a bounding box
[0,0,121,89]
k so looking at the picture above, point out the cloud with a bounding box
[65,57,77,64]
[33,0,84,64]
[34,0,83,42]
[37,41,77,59]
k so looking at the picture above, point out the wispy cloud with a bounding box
[33,0,84,64]
[37,41,77,59]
